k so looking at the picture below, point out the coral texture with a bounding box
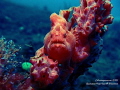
[0,37,32,90]
[30,53,59,89]
[30,0,113,89]
[0,36,24,90]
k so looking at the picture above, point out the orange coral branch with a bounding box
[30,0,113,89]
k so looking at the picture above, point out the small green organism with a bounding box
[22,62,32,71]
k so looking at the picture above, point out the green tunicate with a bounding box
[22,62,32,71]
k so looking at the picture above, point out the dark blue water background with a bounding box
[9,0,120,20]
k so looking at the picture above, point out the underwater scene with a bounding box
[0,0,120,90]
